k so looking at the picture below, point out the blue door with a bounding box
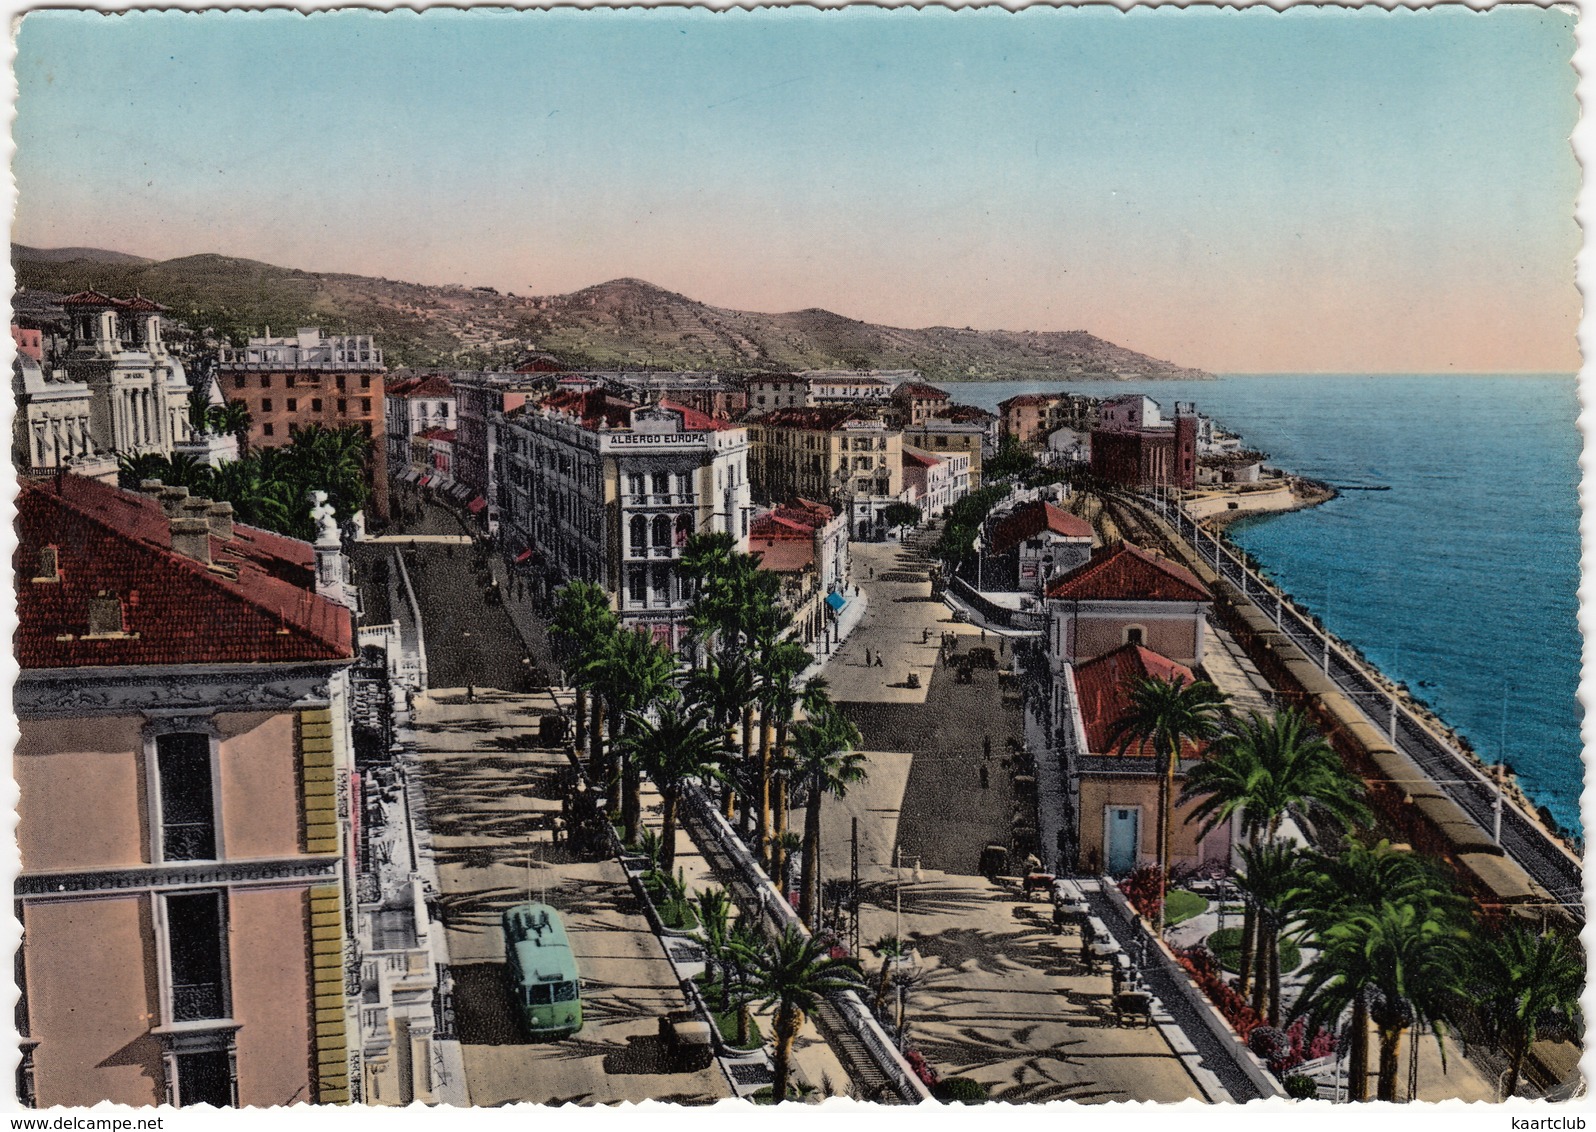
[1105,808,1139,876]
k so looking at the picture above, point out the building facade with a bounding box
[901,446,970,519]
[1088,395,1199,490]
[14,474,360,1108]
[747,407,907,541]
[384,374,455,472]
[891,381,951,428]
[13,291,194,479]
[217,328,389,519]
[1042,540,1223,876]
[903,418,988,490]
[499,392,752,649]
[453,372,549,525]
[997,392,1098,448]
[985,499,1094,593]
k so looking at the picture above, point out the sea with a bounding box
[952,375,1584,838]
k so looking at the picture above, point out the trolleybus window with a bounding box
[525,984,553,1006]
[552,981,577,1002]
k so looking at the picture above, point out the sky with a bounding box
[10,6,1581,374]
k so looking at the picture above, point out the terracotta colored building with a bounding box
[997,392,1096,448]
[1043,541,1226,875]
[1088,395,1199,491]
[890,381,951,428]
[217,328,389,519]
[14,474,359,1108]
[984,499,1094,593]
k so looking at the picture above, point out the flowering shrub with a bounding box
[1248,1026,1292,1065]
[1118,865,1164,923]
[1276,1017,1336,1074]
[903,1047,940,1088]
[1173,945,1262,1040]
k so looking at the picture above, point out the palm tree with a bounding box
[768,674,830,888]
[621,705,727,874]
[117,452,177,490]
[695,887,733,988]
[871,935,907,1018]
[551,582,618,754]
[1295,839,1463,1100]
[1105,674,1227,936]
[751,636,814,866]
[790,706,867,929]
[1180,707,1370,1003]
[685,649,758,820]
[748,927,864,1103]
[1233,839,1304,1026]
[1467,923,1584,1098]
[1296,898,1466,1102]
[1180,707,1372,845]
[205,399,253,450]
[589,629,678,844]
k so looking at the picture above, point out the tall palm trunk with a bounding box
[1155,745,1174,936]
[1251,915,1269,1017]
[605,707,623,815]
[1349,994,1371,1102]
[798,778,824,928]
[622,759,642,847]
[659,785,679,874]
[588,695,605,786]
[738,705,756,825]
[1266,929,1281,1027]
[1504,1037,1528,1099]
[574,687,588,750]
[757,708,775,866]
[1376,1026,1404,1102]
[721,723,738,820]
[771,1003,801,1104]
[1237,903,1256,997]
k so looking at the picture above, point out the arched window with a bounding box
[1124,626,1146,647]
[630,514,647,551]
[652,515,672,548]
[675,514,692,547]
[652,471,670,496]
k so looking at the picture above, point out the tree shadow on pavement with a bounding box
[450,962,528,1046]
[905,926,1049,976]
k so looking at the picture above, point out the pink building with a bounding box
[14,474,358,1108]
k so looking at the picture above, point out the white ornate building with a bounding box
[12,291,195,478]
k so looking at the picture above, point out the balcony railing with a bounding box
[162,823,216,862]
[172,981,226,1022]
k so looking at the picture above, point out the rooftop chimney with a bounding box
[206,502,235,541]
[170,517,212,565]
[181,497,213,526]
[159,486,190,517]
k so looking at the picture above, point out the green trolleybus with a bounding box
[503,902,583,1038]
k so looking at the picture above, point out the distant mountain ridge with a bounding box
[12,244,1211,381]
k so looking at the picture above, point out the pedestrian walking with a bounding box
[982,735,992,760]
[921,627,929,644]
[979,766,989,789]
[864,647,872,666]
[875,655,884,668]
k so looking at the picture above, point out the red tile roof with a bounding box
[989,501,1094,555]
[755,406,869,432]
[61,290,165,313]
[542,388,638,430]
[786,498,836,523]
[16,475,352,670]
[389,374,454,399]
[751,513,815,540]
[902,448,940,470]
[895,382,951,400]
[932,404,997,423]
[417,428,457,443]
[998,393,1055,410]
[655,399,738,431]
[1045,541,1211,602]
[1072,643,1204,757]
[752,539,816,574]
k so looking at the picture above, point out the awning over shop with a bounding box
[418,475,433,487]
[514,549,534,564]
[401,470,420,484]
[825,592,848,613]
[466,497,487,514]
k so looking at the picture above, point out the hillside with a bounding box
[13,246,1210,380]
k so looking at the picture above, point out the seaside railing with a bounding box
[1138,492,1581,906]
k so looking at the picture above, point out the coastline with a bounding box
[1185,477,1337,532]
